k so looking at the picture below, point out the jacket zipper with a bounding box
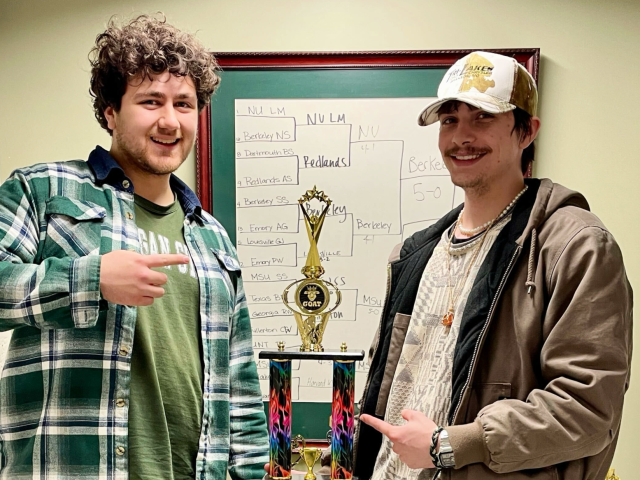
[449,246,522,425]
[353,262,392,469]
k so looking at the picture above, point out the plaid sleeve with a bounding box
[0,171,102,331]
[227,274,269,480]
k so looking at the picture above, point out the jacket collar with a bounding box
[87,145,203,218]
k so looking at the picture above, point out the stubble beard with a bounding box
[114,130,187,176]
[445,146,493,198]
[452,173,490,198]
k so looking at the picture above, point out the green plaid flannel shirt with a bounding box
[0,147,268,479]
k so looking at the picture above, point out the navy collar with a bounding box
[169,174,202,218]
[87,145,202,218]
[88,146,127,185]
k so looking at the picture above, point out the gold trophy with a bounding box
[283,187,342,352]
[264,187,361,480]
[293,435,323,480]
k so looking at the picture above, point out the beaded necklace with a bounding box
[442,185,528,327]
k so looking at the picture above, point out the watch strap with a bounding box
[429,426,444,469]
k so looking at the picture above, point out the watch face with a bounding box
[440,452,456,468]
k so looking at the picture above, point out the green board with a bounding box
[209,67,446,440]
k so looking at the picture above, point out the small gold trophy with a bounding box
[293,435,323,480]
[283,187,342,352]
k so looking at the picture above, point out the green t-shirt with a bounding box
[129,194,203,480]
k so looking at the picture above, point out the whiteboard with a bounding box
[235,98,463,402]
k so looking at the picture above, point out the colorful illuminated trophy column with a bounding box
[261,187,364,480]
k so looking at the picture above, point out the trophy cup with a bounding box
[293,435,323,480]
[261,187,364,480]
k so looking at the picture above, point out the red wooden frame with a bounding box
[196,49,540,211]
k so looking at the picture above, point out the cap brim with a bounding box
[418,93,516,126]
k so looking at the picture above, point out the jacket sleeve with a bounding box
[228,273,269,480]
[448,226,633,472]
[0,171,102,331]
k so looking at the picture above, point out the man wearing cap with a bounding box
[355,51,632,480]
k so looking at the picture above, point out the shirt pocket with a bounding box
[210,248,242,304]
[42,196,106,259]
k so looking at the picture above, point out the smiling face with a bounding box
[104,71,198,177]
[438,102,535,196]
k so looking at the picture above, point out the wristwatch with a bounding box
[436,429,456,468]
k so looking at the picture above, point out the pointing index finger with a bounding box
[145,254,190,268]
[360,414,395,438]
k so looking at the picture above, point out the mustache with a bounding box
[444,146,492,157]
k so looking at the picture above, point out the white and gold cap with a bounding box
[418,51,538,126]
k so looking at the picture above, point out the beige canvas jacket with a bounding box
[354,179,633,480]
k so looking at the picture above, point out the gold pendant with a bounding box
[442,309,454,327]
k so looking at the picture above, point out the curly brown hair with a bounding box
[89,14,220,134]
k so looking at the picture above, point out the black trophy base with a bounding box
[259,349,365,362]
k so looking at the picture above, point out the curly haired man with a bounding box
[0,15,268,480]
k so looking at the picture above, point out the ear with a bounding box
[520,116,541,149]
[104,106,117,132]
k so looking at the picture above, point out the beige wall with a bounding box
[1,0,638,477]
